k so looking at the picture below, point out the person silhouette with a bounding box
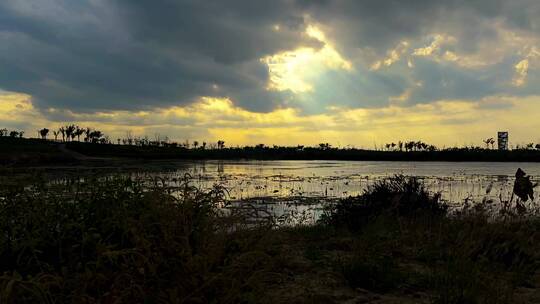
[513,168,536,202]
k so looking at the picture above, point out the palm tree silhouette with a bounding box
[83,127,92,142]
[64,125,76,141]
[74,127,84,141]
[59,127,66,142]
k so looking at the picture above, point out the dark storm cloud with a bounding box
[298,0,539,56]
[408,58,501,103]
[0,0,538,114]
[0,0,313,112]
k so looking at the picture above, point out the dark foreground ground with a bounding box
[0,175,539,303]
[4,137,540,166]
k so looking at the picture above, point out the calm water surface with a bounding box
[146,160,540,201]
[130,160,540,223]
[17,160,537,224]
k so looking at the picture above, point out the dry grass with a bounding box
[0,175,539,303]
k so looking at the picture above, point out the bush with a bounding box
[321,175,448,231]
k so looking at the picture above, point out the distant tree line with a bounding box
[8,125,229,150]
[5,125,540,152]
[37,125,107,144]
[0,128,24,138]
[383,141,437,152]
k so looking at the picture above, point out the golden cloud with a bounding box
[2,91,540,148]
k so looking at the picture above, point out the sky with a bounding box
[1,0,540,147]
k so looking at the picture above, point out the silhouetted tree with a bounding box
[83,127,92,142]
[88,130,103,143]
[193,141,199,149]
[318,143,331,150]
[74,127,84,141]
[39,128,49,140]
[65,125,76,142]
[59,127,66,142]
[404,141,413,152]
[483,138,494,149]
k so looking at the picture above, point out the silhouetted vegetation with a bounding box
[0,137,76,166]
[62,140,540,162]
[320,175,447,231]
[1,175,539,303]
[384,140,436,152]
[0,176,288,303]
[6,125,540,163]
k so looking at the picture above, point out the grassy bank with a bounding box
[1,176,540,303]
[65,140,540,162]
[0,137,76,166]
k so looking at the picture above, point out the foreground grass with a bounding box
[1,176,539,303]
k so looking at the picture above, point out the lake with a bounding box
[138,160,537,200]
[9,160,539,224]
[125,160,540,224]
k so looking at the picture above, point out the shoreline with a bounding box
[5,137,540,166]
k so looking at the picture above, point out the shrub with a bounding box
[321,175,447,230]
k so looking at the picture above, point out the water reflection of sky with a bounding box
[14,160,538,225]
[124,160,540,224]
[143,160,539,204]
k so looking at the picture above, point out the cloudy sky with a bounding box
[1,0,540,147]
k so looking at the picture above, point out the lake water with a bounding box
[128,160,540,223]
[143,160,538,201]
[10,160,538,224]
